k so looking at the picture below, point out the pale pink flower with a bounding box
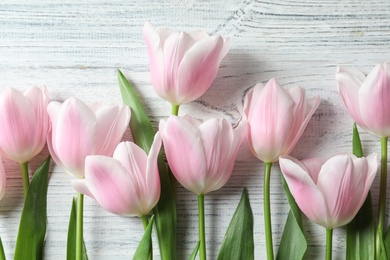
[336,63,390,137]
[244,78,320,163]
[143,22,230,105]
[72,133,162,217]
[0,86,50,163]
[279,153,379,229]
[159,115,246,195]
[47,98,130,179]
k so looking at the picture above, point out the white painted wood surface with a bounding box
[1,0,390,259]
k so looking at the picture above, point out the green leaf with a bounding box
[0,236,6,260]
[189,241,200,260]
[277,175,307,260]
[133,215,155,260]
[346,123,375,260]
[14,157,50,260]
[118,70,176,260]
[66,198,88,260]
[383,226,390,259]
[352,123,363,158]
[217,188,254,260]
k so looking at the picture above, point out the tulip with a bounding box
[159,115,245,260]
[244,78,320,163]
[143,22,230,114]
[0,86,50,197]
[336,63,390,138]
[47,97,130,260]
[47,98,131,179]
[73,133,161,217]
[336,63,390,256]
[280,153,378,260]
[280,153,378,229]
[243,78,319,259]
[0,86,49,164]
[159,115,246,195]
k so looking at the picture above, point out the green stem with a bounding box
[326,228,333,260]
[376,137,388,258]
[264,162,274,260]
[141,215,153,260]
[76,193,84,260]
[171,104,180,116]
[198,194,206,260]
[20,162,29,199]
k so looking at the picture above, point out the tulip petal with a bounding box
[177,35,226,104]
[48,98,98,178]
[159,116,206,194]
[336,66,366,128]
[285,94,320,156]
[359,63,390,136]
[198,119,233,193]
[316,154,367,228]
[162,31,195,103]
[0,88,38,163]
[84,155,142,216]
[71,179,94,199]
[279,156,328,227]
[245,79,294,162]
[145,132,162,207]
[143,22,166,101]
[95,105,130,156]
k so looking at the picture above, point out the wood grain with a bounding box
[1,0,390,259]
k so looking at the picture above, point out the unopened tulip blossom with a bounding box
[280,153,379,259]
[47,98,130,179]
[73,133,161,219]
[0,86,50,197]
[336,63,390,256]
[143,22,230,115]
[243,78,320,259]
[47,97,130,260]
[159,115,246,260]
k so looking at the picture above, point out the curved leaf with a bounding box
[133,215,155,260]
[14,157,50,260]
[277,175,307,260]
[217,188,254,260]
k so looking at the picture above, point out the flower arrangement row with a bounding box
[0,22,389,260]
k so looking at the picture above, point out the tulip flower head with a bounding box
[0,86,50,163]
[47,98,130,179]
[279,153,378,229]
[159,115,246,195]
[336,63,390,137]
[72,133,162,217]
[244,78,320,163]
[143,22,230,105]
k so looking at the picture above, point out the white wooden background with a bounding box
[1,0,390,259]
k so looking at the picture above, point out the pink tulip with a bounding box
[47,98,130,179]
[72,133,161,217]
[279,153,378,229]
[143,22,230,105]
[159,115,246,195]
[0,157,6,200]
[336,63,390,137]
[0,86,50,163]
[244,78,320,163]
